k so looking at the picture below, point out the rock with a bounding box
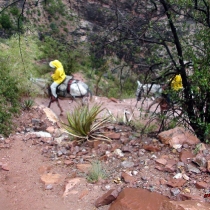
[42,106,59,123]
[173,173,182,179]
[155,158,167,165]
[187,164,201,174]
[160,200,210,210]
[109,97,118,103]
[192,154,207,168]
[114,149,124,157]
[46,126,55,133]
[64,160,74,166]
[105,132,121,140]
[1,163,9,171]
[121,172,136,184]
[195,181,209,189]
[38,165,52,174]
[171,188,180,196]
[179,193,204,201]
[158,127,200,147]
[182,174,190,181]
[95,189,119,208]
[143,144,161,152]
[29,131,52,138]
[63,178,83,197]
[45,184,53,190]
[166,178,186,188]
[164,162,176,173]
[207,160,210,172]
[76,163,91,173]
[40,173,63,184]
[179,150,195,163]
[121,161,135,168]
[109,188,169,210]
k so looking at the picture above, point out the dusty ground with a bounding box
[0,73,209,210]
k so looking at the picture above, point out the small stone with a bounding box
[155,158,167,165]
[132,171,138,176]
[64,160,73,165]
[207,160,210,172]
[171,188,180,196]
[121,161,134,168]
[167,178,186,188]
[173,173,182,179]
[183,188,191,193]
[195,181,209,189]
[45,184,53,190]
[114,149,124,157]
[121,172,136,184]
[187,164,201,174]
[182,174,190,181]
[57,151,63,157]
[1,163,9,171]
[143,144,161,152]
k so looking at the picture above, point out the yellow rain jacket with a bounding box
[51,60,66,84]
[171,74,183,91]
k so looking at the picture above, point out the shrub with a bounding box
[10,6,19,16]
[0,13,12,29]
[0,61,20,136]
[87,160,107,183]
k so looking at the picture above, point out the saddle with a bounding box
[56,75,88,97]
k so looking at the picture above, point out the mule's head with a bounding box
[136,80,143,101]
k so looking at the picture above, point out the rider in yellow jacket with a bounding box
[49,60,66,101]
[162,74,183,105]
[171,74,183,91]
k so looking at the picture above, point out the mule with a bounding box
[135,80,169,113]
[31,75,92,116]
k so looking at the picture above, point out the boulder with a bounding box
[109,188,169,210]
[160,200,210,210]
[158,127,200,147]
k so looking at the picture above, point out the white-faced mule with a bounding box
[31,75,92,116]
[135,80,170,114]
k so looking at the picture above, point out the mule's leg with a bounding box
[147,98,159,113]
[82,89,93,105]
[48,100,52,108]
[56,100,64,116]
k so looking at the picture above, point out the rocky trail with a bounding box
[0,71,210,210]
[0,80,210,209]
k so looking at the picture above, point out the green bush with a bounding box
[0,61,20,136]
[10,6,19,16]
[87,160,107,183]
[50,22,58,32]
[0,13,12,29]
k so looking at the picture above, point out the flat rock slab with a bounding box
[109,187,169,210]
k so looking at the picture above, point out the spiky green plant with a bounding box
[62,103,111,142]
[87,160,107,183]
[22,99,34,110]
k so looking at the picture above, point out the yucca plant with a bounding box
[22,99,34,110]
[62,103,111,142]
